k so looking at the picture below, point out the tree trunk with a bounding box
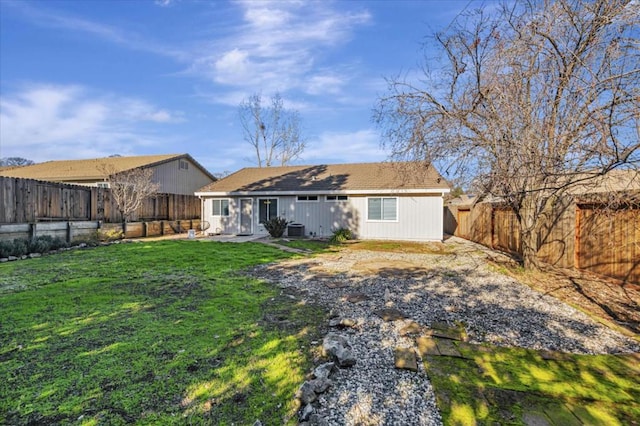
[519,198,540,270]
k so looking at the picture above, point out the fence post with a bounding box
[574,206,581,270]
[143,221,148,238]
[66,221,72,243]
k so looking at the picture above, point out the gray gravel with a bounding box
[249,237,639,426]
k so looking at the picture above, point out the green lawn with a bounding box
[425,341,640,425]
[0,241,327,425]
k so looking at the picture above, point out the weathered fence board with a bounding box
[0,176,201,224]
[445,197,640,284]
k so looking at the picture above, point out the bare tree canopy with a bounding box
[101,165,160,222]
[239,92,306,167]
[375,0,639,268]
[1,157,35,167]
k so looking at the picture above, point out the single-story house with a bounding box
[195,162,451,241]
[0,153,216,195]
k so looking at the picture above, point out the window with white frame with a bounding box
[367,197,397,221]
[326,195,348,201]
[212,199,230,216]
[297,195,319,202]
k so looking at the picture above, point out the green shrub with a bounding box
[0,240,13,257]
[28,236,52,254]
[50,237,69,250]
[329,227,353,244]
[261,217,290,238]
[11,238,29,256]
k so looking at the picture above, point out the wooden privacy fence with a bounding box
[0,176,200,224]
[445,198,640,284]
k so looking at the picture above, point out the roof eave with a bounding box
[195,188,450,197]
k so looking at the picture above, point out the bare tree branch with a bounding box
[239,93,306,167]
[100,165,160,223]
[374,0,639,269]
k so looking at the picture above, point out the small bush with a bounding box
[0,240,13,258]
[11,238,29,256]
[261,217,290,238]
[50,237,69,250]
[329,227,353,244]
[28,236,52,254]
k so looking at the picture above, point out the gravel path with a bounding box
[248,237,640,426]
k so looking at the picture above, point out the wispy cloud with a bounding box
[191,1,371,97]
[2,0,188,61]
[0,83,184,161]
[303,129,389,164]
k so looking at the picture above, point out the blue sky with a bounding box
[1,0,480,174]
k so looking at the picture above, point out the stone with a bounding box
[322,333,356,367]
[313,362,336,380]
[435,339,463,357]
[29,253,42,258]
[399,321,424,336]
[345,292,370,303]
[324,280,351,289]
[416,337,441,356]
[253,421,263,426]
[311,378,332,393]
[328,318,357,328]
[297,381,318,404]
[309,414,330,426]
[8,256,18,261]
[299,404,314,421]
[394,347,418,372]
[374,308,407,321]
[0,258,8,263]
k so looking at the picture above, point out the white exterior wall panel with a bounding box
[201,193,444,241]
[353,195,443,241]
[203,198,238,234]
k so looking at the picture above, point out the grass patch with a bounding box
[0,241,327,425]
[347,240,452,254]
[424,340,640,425]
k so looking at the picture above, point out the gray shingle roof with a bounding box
[198,162,450,193]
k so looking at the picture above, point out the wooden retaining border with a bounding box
[0,219,202,243]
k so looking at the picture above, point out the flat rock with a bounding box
[328,318,357,328]
[416,337,441,356]
[399,321,424,336]
[374,308,407,321]
[324,281,351,289]
[394,347,418,372]
[435,339,463,358]
[344,292,370,303]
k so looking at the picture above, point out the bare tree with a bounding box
[374,0,639,269]
[239,92,306,167]
[101,165,160,222]
[0,157,35,167]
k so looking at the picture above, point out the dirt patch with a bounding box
[501,264,640,337]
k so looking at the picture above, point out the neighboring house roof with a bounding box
[447,194,477,208]
[0,153,215,182]
[197,162,450,195]
[565,169,640,195]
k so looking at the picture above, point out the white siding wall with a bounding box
[151,159,214,195]
[201,193,444,241]
[202,197,238,234]
[352,194,444,241]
